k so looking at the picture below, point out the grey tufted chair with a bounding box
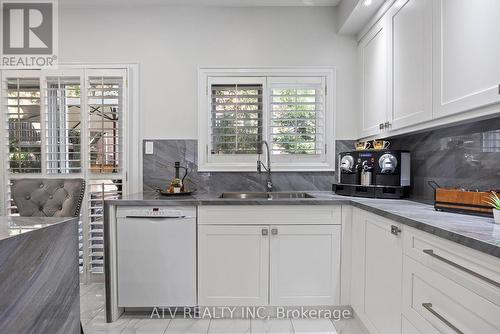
[11,178,85,218]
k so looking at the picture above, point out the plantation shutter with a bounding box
[209,78,264,156]
[88,75,123,174]
[268,77,326,157]
[44,76,82,174]
[86,71,126,274]
[2,72,42,215]
[2,68,129,277]
[88,179,123,273]
[3,73,42,174]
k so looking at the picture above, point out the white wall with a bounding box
[59,5,358,139]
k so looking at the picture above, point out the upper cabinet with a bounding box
[358,0,500,139]
[359,18,389,138]
[433,0,500,118]
[389,0,432,129]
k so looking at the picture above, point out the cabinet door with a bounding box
[433,0,500,118]
[402,316,422,334]
[269,225,340,306]
[389,0,432,130]
[350,210,366,314]
[198,225,269,306]
[359,17,389,137]
[364,216,403,334]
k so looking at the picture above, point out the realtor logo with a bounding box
[1,0,58,68]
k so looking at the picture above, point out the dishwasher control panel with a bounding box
[117,206,196,218]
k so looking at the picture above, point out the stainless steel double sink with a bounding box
[219,192,315,199]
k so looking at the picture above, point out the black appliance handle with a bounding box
[427,180,441,190]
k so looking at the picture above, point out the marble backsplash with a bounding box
[386,117,500,203]
[143,116,500,202]
[142,140,353,193]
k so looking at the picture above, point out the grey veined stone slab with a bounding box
[0,217,80,334]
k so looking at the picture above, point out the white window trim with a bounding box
[198,67,336,172]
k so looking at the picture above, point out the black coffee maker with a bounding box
[335,150,410,199]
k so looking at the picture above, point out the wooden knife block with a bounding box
[434,189,497,216]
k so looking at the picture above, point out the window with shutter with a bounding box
[88,179,123,273]
[198,69,334,171]
[211,84,263,155]
[4,75,42,174]
[267,77,331,169]
[88,76,123,174]
[86,71,126,274]
[269,80,324,155]
[44,77,82,174]
[1,68,129,279]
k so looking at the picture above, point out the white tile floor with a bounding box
[80,284,367,334]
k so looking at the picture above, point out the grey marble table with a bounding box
[0,216,80,334]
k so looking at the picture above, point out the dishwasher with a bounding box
[116,206,196,308]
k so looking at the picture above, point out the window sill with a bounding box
[198,162,335,173]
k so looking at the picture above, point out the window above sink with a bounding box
[197,67,336,172]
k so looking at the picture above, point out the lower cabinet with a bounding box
[270,225,341,306]
[402,227,500,334]
[198,225,269,306]
[403,255,500,333]
[351,208,403,334]
[402,316,422,334]
[352,208,500,334]
[198,222,341,306]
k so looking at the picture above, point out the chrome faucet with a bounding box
[257,140,273,192]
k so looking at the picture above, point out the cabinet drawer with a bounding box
[403,256,500,334]
[198,205,341,225]
[403,226,500,306]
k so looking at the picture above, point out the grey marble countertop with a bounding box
[105,191,500,258]
[0,216,76,243]
[105,190,351,206]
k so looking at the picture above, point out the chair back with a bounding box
[11,178,85,217]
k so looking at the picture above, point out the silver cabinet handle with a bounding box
[422,303,464,334]
[262,228,268,236]
[271,228,278,235]
[390,225,401,236]
[423,249,500,288]
[379,123,384,130]
[384,121,391,129]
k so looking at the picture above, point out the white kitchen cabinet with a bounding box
[403,226,500,307]
[198,225,269,306]
[358,17,390,137]
[350,208,403,334]
[402,316,422,334]
[433,0,500,118]
[402,255,500,334]
[388,0,432,130]
[269,225,341,306]
[350,209,366,313]
[364,215,403,334]
[198,206,341,307]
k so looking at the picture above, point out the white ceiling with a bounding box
[61,0,341,7]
